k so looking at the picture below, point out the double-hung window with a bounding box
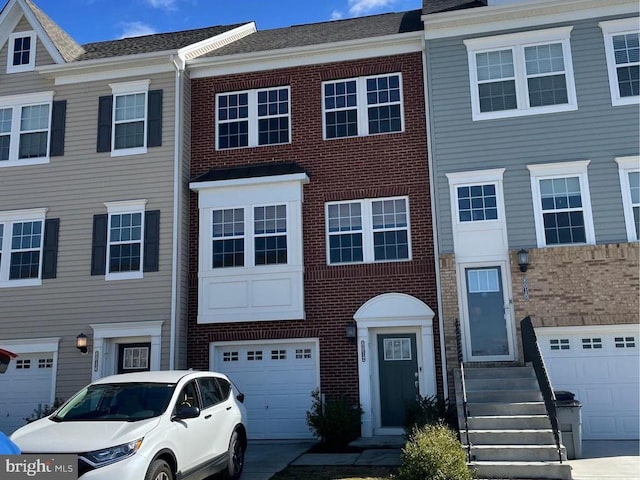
[528,161,595,247]
[616,156,640,242]
[212,204,288,268]
[0,92,55,167]
[326,196,410,264]
[600,18,639,106]
[323,73,404,139]
[0,208,58,287]
[91,200,160,280]
[216,86,290,149]
[7,31,36,73]
[97,80,162,156]
[464,27,577,120]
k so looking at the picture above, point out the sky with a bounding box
[27,0,423,45]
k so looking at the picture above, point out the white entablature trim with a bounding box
[189,32,423,78]
[423,0,637,40]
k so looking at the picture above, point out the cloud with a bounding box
[145,0,177,9]
[347,0,396,16]
[330,10,343,20]
[119,21,157,38]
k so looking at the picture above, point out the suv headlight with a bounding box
[80,438,143,468]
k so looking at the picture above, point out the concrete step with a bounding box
[464,429,556,445]
[468,414,551,430]
[466,376,539,391]
[470,460,572,479]
[466,401,547,416]
[467,444,566,462]
[463,366,535,379]
[466,389,543,403]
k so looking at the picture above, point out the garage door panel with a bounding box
[0,353,54,435]
[213,341,319,440]
[538,327,639,440]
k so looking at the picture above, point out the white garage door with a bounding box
[537,325,639,440]
[0,353,55,435]
[212,340,319,440]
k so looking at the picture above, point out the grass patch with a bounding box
[270,465,397,480]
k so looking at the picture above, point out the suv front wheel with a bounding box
[145,459,173,480]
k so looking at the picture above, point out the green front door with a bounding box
[377,333,418,427]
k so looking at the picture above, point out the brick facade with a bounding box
[440,242,640,396]
[187,52,442,400]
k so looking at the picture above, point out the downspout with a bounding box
[169,53,185,369]
[421,31,449,398]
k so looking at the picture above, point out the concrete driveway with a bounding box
[241,440,316,480]
[568,440,639,480]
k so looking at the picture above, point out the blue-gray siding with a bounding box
[426,14,640,253]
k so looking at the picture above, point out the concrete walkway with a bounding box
[240,438,639,480]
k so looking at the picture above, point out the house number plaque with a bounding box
[360,340,365,362]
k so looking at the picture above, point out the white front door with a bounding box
[462,264,515,361]
[211,339,319,439]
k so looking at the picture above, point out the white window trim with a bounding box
[109,80,150,157]
[527,160,595,247]
[104,199,147,281]
[464,26,577,121]
[211,203,289,269]
[325,195,412,265]
[599,18,640,106]
[7,31,36,73]
[0,91,54,168]
[0,207,47,288]
[446,168,506,225]
[215,86,291,150]
[616,156,640,242]
[322,73,405,140]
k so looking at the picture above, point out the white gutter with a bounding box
[420,32,449,399]
[169,53,186,369]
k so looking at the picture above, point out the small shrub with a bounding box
[24,398,63,423]
[398,422,475,480]
[305,389,363,449]
[404,394,458,434]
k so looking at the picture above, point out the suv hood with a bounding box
[11,417,161,453]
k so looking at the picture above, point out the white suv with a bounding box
[11,370,248,480]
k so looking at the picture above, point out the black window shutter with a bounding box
[42,218,60,279]
[91,214,108,275]
[143,210,160,272]
[97,95,113,153]
[147,90,162,147]
[49,101,66,157]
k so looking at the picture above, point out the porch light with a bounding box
[345,322,357,343]
[517,249,530,273]
[76,333,88,354]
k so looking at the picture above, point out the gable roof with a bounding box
[24,0,84,61]
[202,9,423,57]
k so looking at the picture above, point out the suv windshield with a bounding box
[52,382,176,422]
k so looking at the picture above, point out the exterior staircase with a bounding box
[455,365,573,480]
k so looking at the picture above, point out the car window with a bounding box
[53,382,175,422]
[175,380,200,411]
[198,377,224,409]
[216,378,231,400]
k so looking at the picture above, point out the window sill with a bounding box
[0,157,49,168]
[472,103,578,121]
[0,278,42,288]
[105,271,144,281]
[110,147,147,157]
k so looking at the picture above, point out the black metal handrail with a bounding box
[521,316,563,463]
[455,319,471,462]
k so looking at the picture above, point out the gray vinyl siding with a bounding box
[427,14,640,254]
[0,67,178,400]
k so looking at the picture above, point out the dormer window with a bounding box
[7,32,36,73]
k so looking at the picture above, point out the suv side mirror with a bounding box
[173,403,200,420]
